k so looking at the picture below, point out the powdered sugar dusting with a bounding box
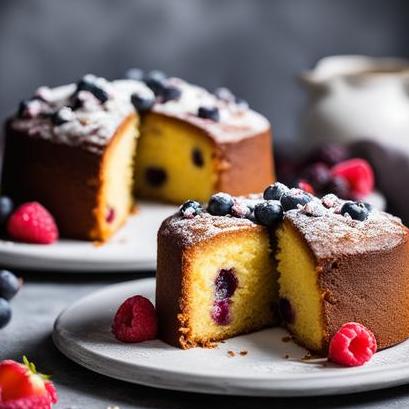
[10,75,269,154]
[11,79,149,154]
[160,212,260,248]
[161,191,407,257]
[286,206,406,258]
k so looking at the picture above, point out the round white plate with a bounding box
[53,278,409,396]
[0,202,178,272]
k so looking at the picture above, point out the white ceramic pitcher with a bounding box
[300,55,409,151]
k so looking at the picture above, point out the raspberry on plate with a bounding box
[328,322,377,366]
[112,295,158,343]
[6,202,59,245]
[331,159,374,199]
[0,357,58,408]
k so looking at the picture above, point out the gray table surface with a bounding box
[1,271,409,409]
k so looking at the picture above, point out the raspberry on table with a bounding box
[112,295,158,343]
[328,322,377,366]
[6,202,59,245]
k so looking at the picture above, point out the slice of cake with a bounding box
[2,71,274,241]
[156,186,409,354]
[2,76,149,241]
[157,209,277,348]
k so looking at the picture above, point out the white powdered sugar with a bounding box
[10,74,269,154]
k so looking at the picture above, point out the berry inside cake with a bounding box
[2,72,274,240]
[156,184,409,354]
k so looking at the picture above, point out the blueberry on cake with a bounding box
[2,71,274,240]
[156,184,409,354]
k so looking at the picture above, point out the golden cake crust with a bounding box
[156,213,268,348]
[284,210,409,353]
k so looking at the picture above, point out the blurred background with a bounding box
[1,0,409,220]
[1,0,408,146]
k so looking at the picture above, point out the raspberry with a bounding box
[112,295,158,343]
[297,180,315,195]
[331,159,374,199]
[328,322,377,366]
[7,202,58,245]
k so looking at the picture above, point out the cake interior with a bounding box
[276,221,324,352]
[134,113,217,204]
[184,229,277,346]
[96,117,138,240]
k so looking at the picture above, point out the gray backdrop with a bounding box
[1,0,408,146]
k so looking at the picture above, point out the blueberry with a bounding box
[235,97,249,109]
[0,196,14,226]
[198,106,220,121]
[340,201,369,221]
[215,268,238,300]
[144,70,167,96]
[211,299,231,325]
[162,86,181,102]
[192,148,204,167]
[263,182,289,201]
[254,201,284,227]
[180,200,202,218]
[0,298,11,329]
[131,93,155,112]
[51,107,74,126]
[207,193,234,216]
[309,144,350,166]
[0,270,20,301]
[77,76,109,103]
[278,298,295,325]
[145,167,167,187]
[325,176,351,199]
[280,189,312,211]
[125,67,145,81]
[301,162,331,192]
[17,100,31,118]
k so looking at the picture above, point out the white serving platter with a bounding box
[0,201,178,272]
[53,278,409,397]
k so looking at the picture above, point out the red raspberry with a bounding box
[112,295,158,343]
[331,159,374,199]
[7,202,58,245]
[297,180,315,195]
[328,322,377,366]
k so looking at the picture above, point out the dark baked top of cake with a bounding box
[160,187,408,257]
[8,74,269,154]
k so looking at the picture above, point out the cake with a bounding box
[2,72,274,241]
[156,184,409,354]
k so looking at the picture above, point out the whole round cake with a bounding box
[2,72,274,241]
[156,183,409,354]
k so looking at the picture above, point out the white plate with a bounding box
[0,202,178,272]
[53,278,409,397]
